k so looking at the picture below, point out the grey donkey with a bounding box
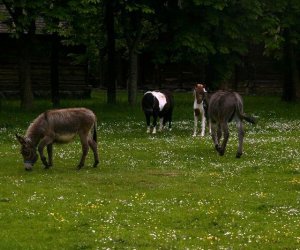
[207,91,256,158]
[16,108,99,170]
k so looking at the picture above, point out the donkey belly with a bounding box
[54,133,76,143]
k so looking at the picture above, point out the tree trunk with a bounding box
[18,34,34,111]
[282,30,299,102]
[105,0,116,104]
[51,34,60,107]
[128,51,138,106]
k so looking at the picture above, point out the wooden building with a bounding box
[0,5,91,99]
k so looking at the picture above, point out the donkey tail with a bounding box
[234,92,256,125]
[241,114,256,124]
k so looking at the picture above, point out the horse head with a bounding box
[16,134,38,171]
[194,83,206,104]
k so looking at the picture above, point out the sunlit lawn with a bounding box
[0,91,299,249]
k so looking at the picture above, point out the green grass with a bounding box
[0,91,299,249]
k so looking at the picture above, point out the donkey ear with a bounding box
[16,134,26,145]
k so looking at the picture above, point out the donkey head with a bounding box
[16,134,38,171]
[194,83,206,104]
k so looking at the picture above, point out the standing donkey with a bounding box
[16,108,99,170]
[193,83,211,137]
[208,90,256,158]
[142,90,174,134]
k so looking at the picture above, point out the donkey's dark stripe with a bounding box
[141,90,174,134]
[208,90,256,158]
[16,108,99,170]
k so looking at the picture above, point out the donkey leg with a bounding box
[38,136,53,168]
[236,120,244,158]
[46,144,53,167]
[77,133,89,169]
[88,139,99,167]
[219,123,229,156]
[211,123,221,153]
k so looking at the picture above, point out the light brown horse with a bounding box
[193,83,211,137]
[16,108,99,170]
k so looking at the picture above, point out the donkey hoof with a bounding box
[77,164,83,170]
[236,152,242,158]
[93,161,99,168]
[218,147,225,156]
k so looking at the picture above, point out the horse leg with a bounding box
[219,122,229,156]
[193,109,199,137]
[200,111,206,137]
[145,113,151,133]
[38,136,53,168]
[88,138,99,167]
[46,144,53,167]
[236,120,244,158]
[77,133,89,169]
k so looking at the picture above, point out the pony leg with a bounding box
[38,136,53,168]
[145,114,151,133]
[152,114,158,134]
[88,138,99,167]
[159,117,164,132]
[236,120,244,158]
[168,111,173,130]
[78,133,90,169]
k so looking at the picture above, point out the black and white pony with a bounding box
[142,90,174,134]
[193,83,211,137]
[208,90,256,158]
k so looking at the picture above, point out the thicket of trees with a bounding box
[1,0,300,109]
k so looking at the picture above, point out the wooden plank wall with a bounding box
[0,34,91,98]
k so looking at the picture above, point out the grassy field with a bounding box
[0,91,299,249]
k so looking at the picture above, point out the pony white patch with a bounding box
[150,91,167,111]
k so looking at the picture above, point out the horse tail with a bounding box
[93,120,97,142]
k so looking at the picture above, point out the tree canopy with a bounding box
[2,0,300,106]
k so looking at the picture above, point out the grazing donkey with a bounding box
[142,90,174,134]
[16,108,99,171]
[208,90,256,158]
[193,83,211,137]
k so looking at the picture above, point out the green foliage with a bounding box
[0,91,300,248]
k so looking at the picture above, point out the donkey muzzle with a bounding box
[24,162,33,171]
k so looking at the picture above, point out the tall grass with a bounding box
[0,91,299,249]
